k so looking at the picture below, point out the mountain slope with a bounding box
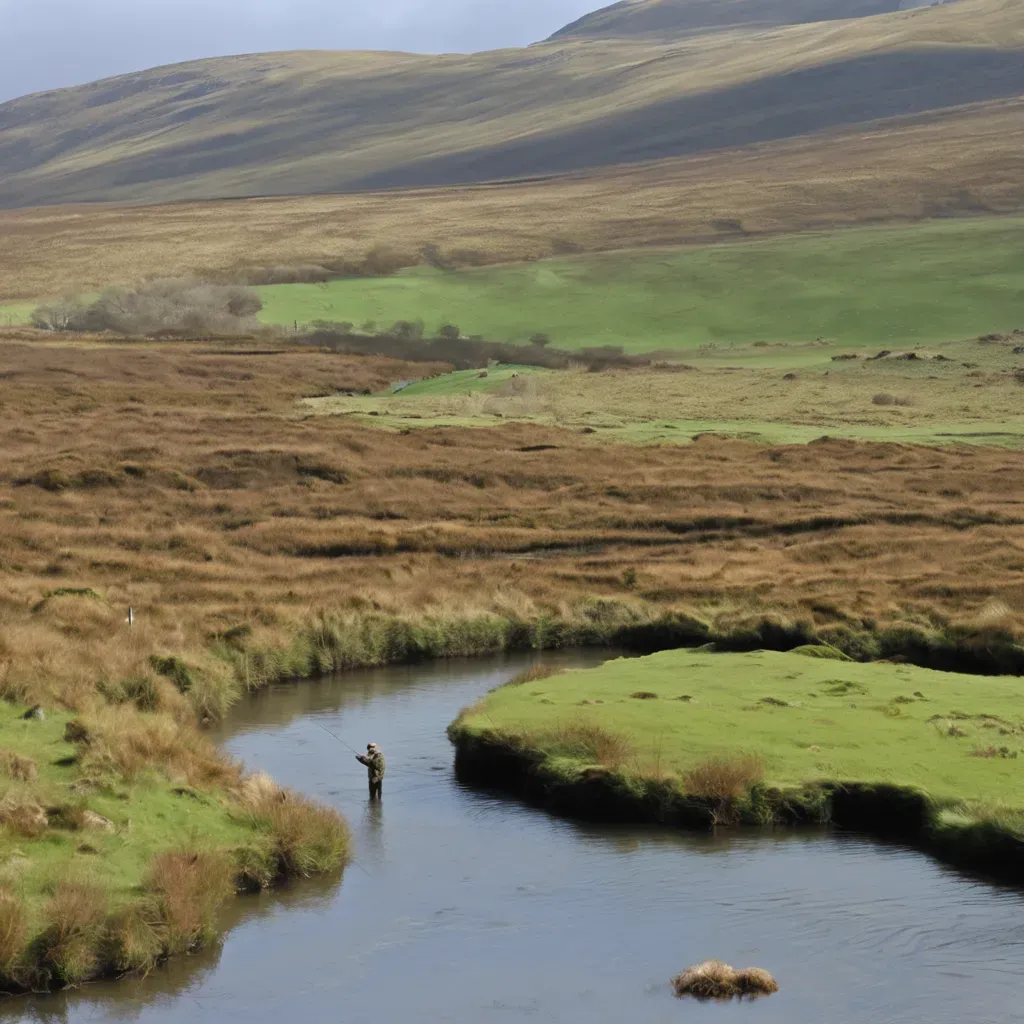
[0,0,1020,208]
[550,0,910,41]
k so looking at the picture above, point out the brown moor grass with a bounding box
[2,332,1024,732]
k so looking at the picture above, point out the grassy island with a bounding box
[449,649,1024,882]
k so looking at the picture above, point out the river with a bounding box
[5,652,1023,1023]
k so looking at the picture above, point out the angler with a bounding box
[356,742,386,800]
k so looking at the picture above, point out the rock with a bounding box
[22,705,44,721]
[81,811,115,832]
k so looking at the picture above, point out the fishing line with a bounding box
[309,720,435,777]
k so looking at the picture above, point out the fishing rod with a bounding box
[313,719,362,755]
[311,720,439,777]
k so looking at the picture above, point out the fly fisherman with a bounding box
[356,742,386,800]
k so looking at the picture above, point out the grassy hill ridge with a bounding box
[0,0,1020,208]
[550,0,912,40]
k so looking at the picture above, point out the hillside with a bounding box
[0,0,1021,208]
[3,96,1023,302]
[550,0,910,40]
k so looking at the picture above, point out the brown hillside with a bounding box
[2,97,1022,301]
[0,0,1020,208]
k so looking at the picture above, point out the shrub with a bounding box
[31,278,264,337]
[30,298,85,331]
[147,850,235,955]
[436,324,461,341]
[530,333,552,348]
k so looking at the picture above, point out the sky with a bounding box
[0,0,605,102]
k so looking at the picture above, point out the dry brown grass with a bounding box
[239,775,350,877]
[147,849,236,955]
[0,887,28,977]
[0,794,49,838]
[29,881,108,987]
[0,750,37,782]
[545,721,635,768]
[2,99,1023,300]
[2,336,1024,784]
[683,755,766,801]
[672,960,779,999]
[80,705,240,787]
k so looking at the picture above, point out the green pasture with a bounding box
[260,216,1024,352]
[0,703,251,915]
[461,648,1024,806]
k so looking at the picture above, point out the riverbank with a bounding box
[449,649,1024,883]
[0,700,349,991]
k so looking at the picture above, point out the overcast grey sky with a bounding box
[0,0,605,102]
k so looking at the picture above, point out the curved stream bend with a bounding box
[6,653,1024,1024]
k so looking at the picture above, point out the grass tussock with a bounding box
[672,960,778,1000]
[0,750,38,782]
[147,849,236,955]
[26,881,109,989]
[0,794,49,837]
[0,888,28,976]
[519,721,634,768]
[683,755,765,802]
[239,773,351,878]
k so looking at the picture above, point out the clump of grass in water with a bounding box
[672,960,779,1000]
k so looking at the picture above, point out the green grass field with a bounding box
[0,703,251,917]
[0,302,35,326]
[460,648,1024,806]
[261,217,1024,352]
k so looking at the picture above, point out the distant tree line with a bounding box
[31,279,264,337]
[303,321,645,372]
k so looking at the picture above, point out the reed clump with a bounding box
[672,960,778,1000]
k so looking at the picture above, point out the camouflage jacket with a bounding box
[358,751,386,782]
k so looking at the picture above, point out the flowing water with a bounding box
[5,652,1024,1023]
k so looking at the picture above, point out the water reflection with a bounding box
[3,650,1023,1024]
